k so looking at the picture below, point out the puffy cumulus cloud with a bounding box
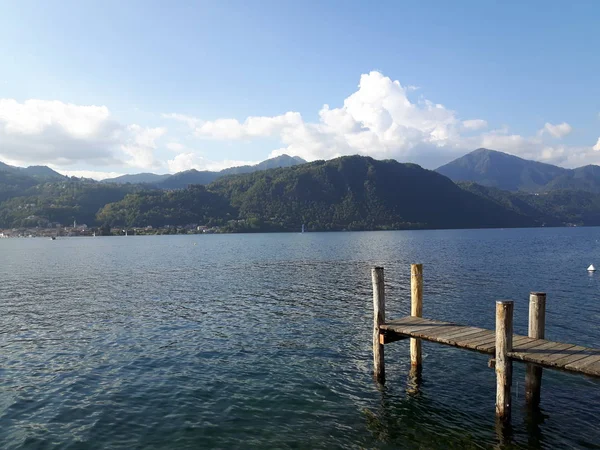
[166,72,468,166]
[120,125,166,169]
[539,122,573,139]
[0,99,166,169]
[167,151,258,173]
[594,137,600,152]
[167,111,303,140]
[166,142,185,152]
[53,169,126,180]
[165,71,597,169]
[462,119,488,131]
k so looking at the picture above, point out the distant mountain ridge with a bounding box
[5,152,600,230]
[436,148,600,193]
[101,154,307,188]
[0,161,65,180]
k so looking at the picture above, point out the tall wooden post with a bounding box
[410,264,423,368]
[495,300,514,421]
[372,267,385,384]
[526,292,546,408]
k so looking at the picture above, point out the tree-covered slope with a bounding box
[436,148,567,191]
[0,180,141,228]
[96,185,235,227]
[97,156,534,230]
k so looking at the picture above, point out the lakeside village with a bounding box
[0,221,224,238]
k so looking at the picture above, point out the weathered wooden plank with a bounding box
[512,335,535,346]
[465,331,496,345]
[376,313,600,377]
[583,360,600,376]
[520,340,564,355]
[411,324,465,340]
[565,353,600,372]
[453,330,494,345]
[547,346,594,367]
[532,343,577,363]
[383,322,451,336]
[441,326,488,339]
[509,339,550,359]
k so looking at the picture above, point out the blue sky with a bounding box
[0,0,599,178]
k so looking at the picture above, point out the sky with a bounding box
[0,0,599,180]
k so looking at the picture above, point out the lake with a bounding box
[1,228,599,449]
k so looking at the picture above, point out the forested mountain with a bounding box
[459,182,600,226]
[5,152,600,231]
[436,148,567,191]
[101,154,307,188]
[219,155,306,176]
[156,169,219,189]
[543,165,600,193]
[101,173,171,184]
[0,161,65,180]
[0,180,141,228]
[97,156,533,230]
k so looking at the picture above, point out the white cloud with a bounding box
[462,119,488,131]
[166,142,185,152]
[53,169,126,180]
[120,125,166,169]
[594,137,600,151]
[167,152,258,173]
[0,99,167,170]
[167,71,597,168]
[539,122,572,139]
[166,111,303,140]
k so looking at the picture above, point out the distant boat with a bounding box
[588,264,596,272]
[50,236,56,240]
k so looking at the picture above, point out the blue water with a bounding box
[0,228,599,449]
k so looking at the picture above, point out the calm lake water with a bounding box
[1,228,599,449]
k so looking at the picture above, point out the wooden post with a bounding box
[372,267,385,383]
[410,264,423,368]
[495,300,514,422]
[526,292,546,408]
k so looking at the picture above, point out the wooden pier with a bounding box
[372,265,600,421]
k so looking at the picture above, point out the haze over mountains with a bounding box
[4,148,600,231]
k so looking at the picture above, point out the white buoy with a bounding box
[588,264,596,272]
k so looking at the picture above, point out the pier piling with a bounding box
[410,264,423,369]
[495,300,514,421]
[371,265,599,422]
[372,267,385,383]
[526,292,546,408]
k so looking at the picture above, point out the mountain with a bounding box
[101,154,307,188]
[102,173,171,184]
[436,148,567,191]
[542,165,600,193]
[459,182,600,226]
[0,170,40,202]
[98,155,534,230]
[0,178,142,228]
[0,161,65,180]
[157,169,219,189]
[20,166,65,179]
[220,155,306,176]
[0,162,17,173]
